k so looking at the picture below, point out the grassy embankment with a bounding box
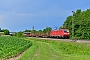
[19,38,90,60]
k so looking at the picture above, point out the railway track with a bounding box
[27,37,90,43]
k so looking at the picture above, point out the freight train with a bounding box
[24,28,70,39]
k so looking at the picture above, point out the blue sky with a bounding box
[0,0,90,32]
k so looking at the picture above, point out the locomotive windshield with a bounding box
[64,30,69,32]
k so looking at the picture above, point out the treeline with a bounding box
[63,9,90,39]
[13,27,52,37]
[25,27,52,34]
[0,28,9,35]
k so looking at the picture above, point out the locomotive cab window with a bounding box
[64,30,69,32]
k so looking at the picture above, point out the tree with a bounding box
[0,28,1,32]
[1,29,9,35]
[38,30,43,34]
[24,29,31,32]
[43,29,47,33]
[62,9,90,39]
[15,31,25,37]
[31,30,36,34]
[43,27,52,35]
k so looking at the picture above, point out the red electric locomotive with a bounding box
[50,28,70,38]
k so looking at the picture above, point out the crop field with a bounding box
[0,36,32,59]
[19,38,90,60]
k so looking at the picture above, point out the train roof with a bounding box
[51,28,69,31]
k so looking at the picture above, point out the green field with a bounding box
[0,37,90,60]
[0,36,32,59]
[19,38,90,60]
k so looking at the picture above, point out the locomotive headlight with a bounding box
[68,33,70,34]
[64,33,66,34]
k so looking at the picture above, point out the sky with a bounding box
[0,0,90,32]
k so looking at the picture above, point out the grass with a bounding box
[19,40,62,60]
[19,38,90,60]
